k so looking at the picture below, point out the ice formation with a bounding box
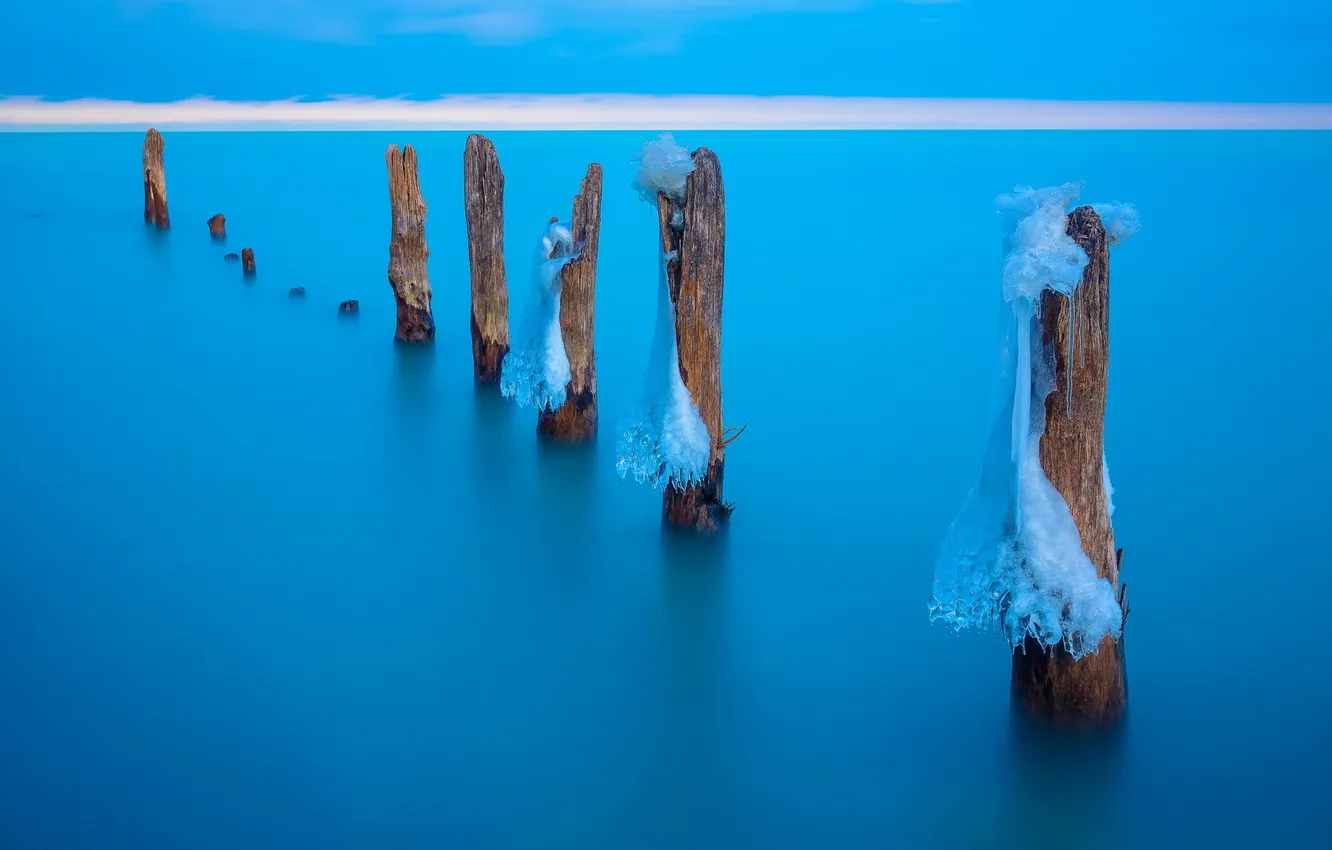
[499,219,578,412]
[1103,453,1116,519]
[929,183,1134,660]
[615,135,711,489]
[1091,202,1141,246]
[614,250,712,489]
[630,133,695,205]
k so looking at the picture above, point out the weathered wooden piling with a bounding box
[208,214,226,238]
[241,247,255,276]
[464,135,510,382]
[655,148,729,532]
[537,163,603,443]
[386,144,435,344]
[142,129,169,229]
[1011,206,1128,730]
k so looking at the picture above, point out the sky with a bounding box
[2,0,1330,104]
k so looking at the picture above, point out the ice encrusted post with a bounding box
[142,129,169,229]
[464,135,510,383]
[386,144,435,343]
[930,185,1137,732]
[658,149,727,531]
[536,164,603,442]
[1012,206,1126,729]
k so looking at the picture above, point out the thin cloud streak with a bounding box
[125,0,866,45]
[2,95,1330,130]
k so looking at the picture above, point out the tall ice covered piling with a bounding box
[658,149,728,531]
[536,164,603,443]
[615,136,731,533]
[142,129,169,229]
[464,135,510,382]
[386,144,435,343]
[928,184,1138,731]
[1010,206,1127,728]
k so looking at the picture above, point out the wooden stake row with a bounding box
[138,129,729,533]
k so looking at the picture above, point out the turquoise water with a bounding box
[1,131,1329,849]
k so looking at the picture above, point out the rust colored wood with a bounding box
[464,135,510,382]
[241,248,255,275]
[143,129,169,229]
[1011,205,1128,730]
[538,164,603,443]
[386,144,435,343]
[207,214,226,239]
[655,148,728,532]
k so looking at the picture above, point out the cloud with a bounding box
[392,10,544,44]
[3,94,1330,130]
[130,0,866,45]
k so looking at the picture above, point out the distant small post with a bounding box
[464,135,510,383]
[386,144,435,343]
[1010,206,1128,729]
[208,214,226,239]
[241,248,255,276]
[537,164,603,443]
[143,129,169,229]
[656,148,728,532]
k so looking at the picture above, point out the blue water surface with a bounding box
[0,131,1328,849]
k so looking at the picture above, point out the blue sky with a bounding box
[2,1,1329,103]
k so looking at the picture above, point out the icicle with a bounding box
[1011,301,1033,534]
[1066,288,1076,419]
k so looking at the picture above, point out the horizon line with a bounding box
[2,94,1331,131]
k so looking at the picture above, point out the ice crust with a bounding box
[614,250,711,489]
[929,183,1131,660]
[1092,202,1142,246]
[499,219,578,412]
[630,133,695,205]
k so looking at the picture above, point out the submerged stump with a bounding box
[464,135,510,382]
[1011,206,1128,730]
[241,248,255,276]
[537,164,603,443]
[143,129,169,229]
[386,144,435,343]
[656,148,728,532]
[208,214,226,239]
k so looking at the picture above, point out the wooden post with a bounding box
[655,148,728,532]
[241,248,255,276]
[208,214,226,239]
[464,135,510,383]
[143,129,169,229]
[537,163,602,443]
[386,144,435,344]
[1011,206,1128,729]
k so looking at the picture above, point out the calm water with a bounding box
[1,131,1329,849]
